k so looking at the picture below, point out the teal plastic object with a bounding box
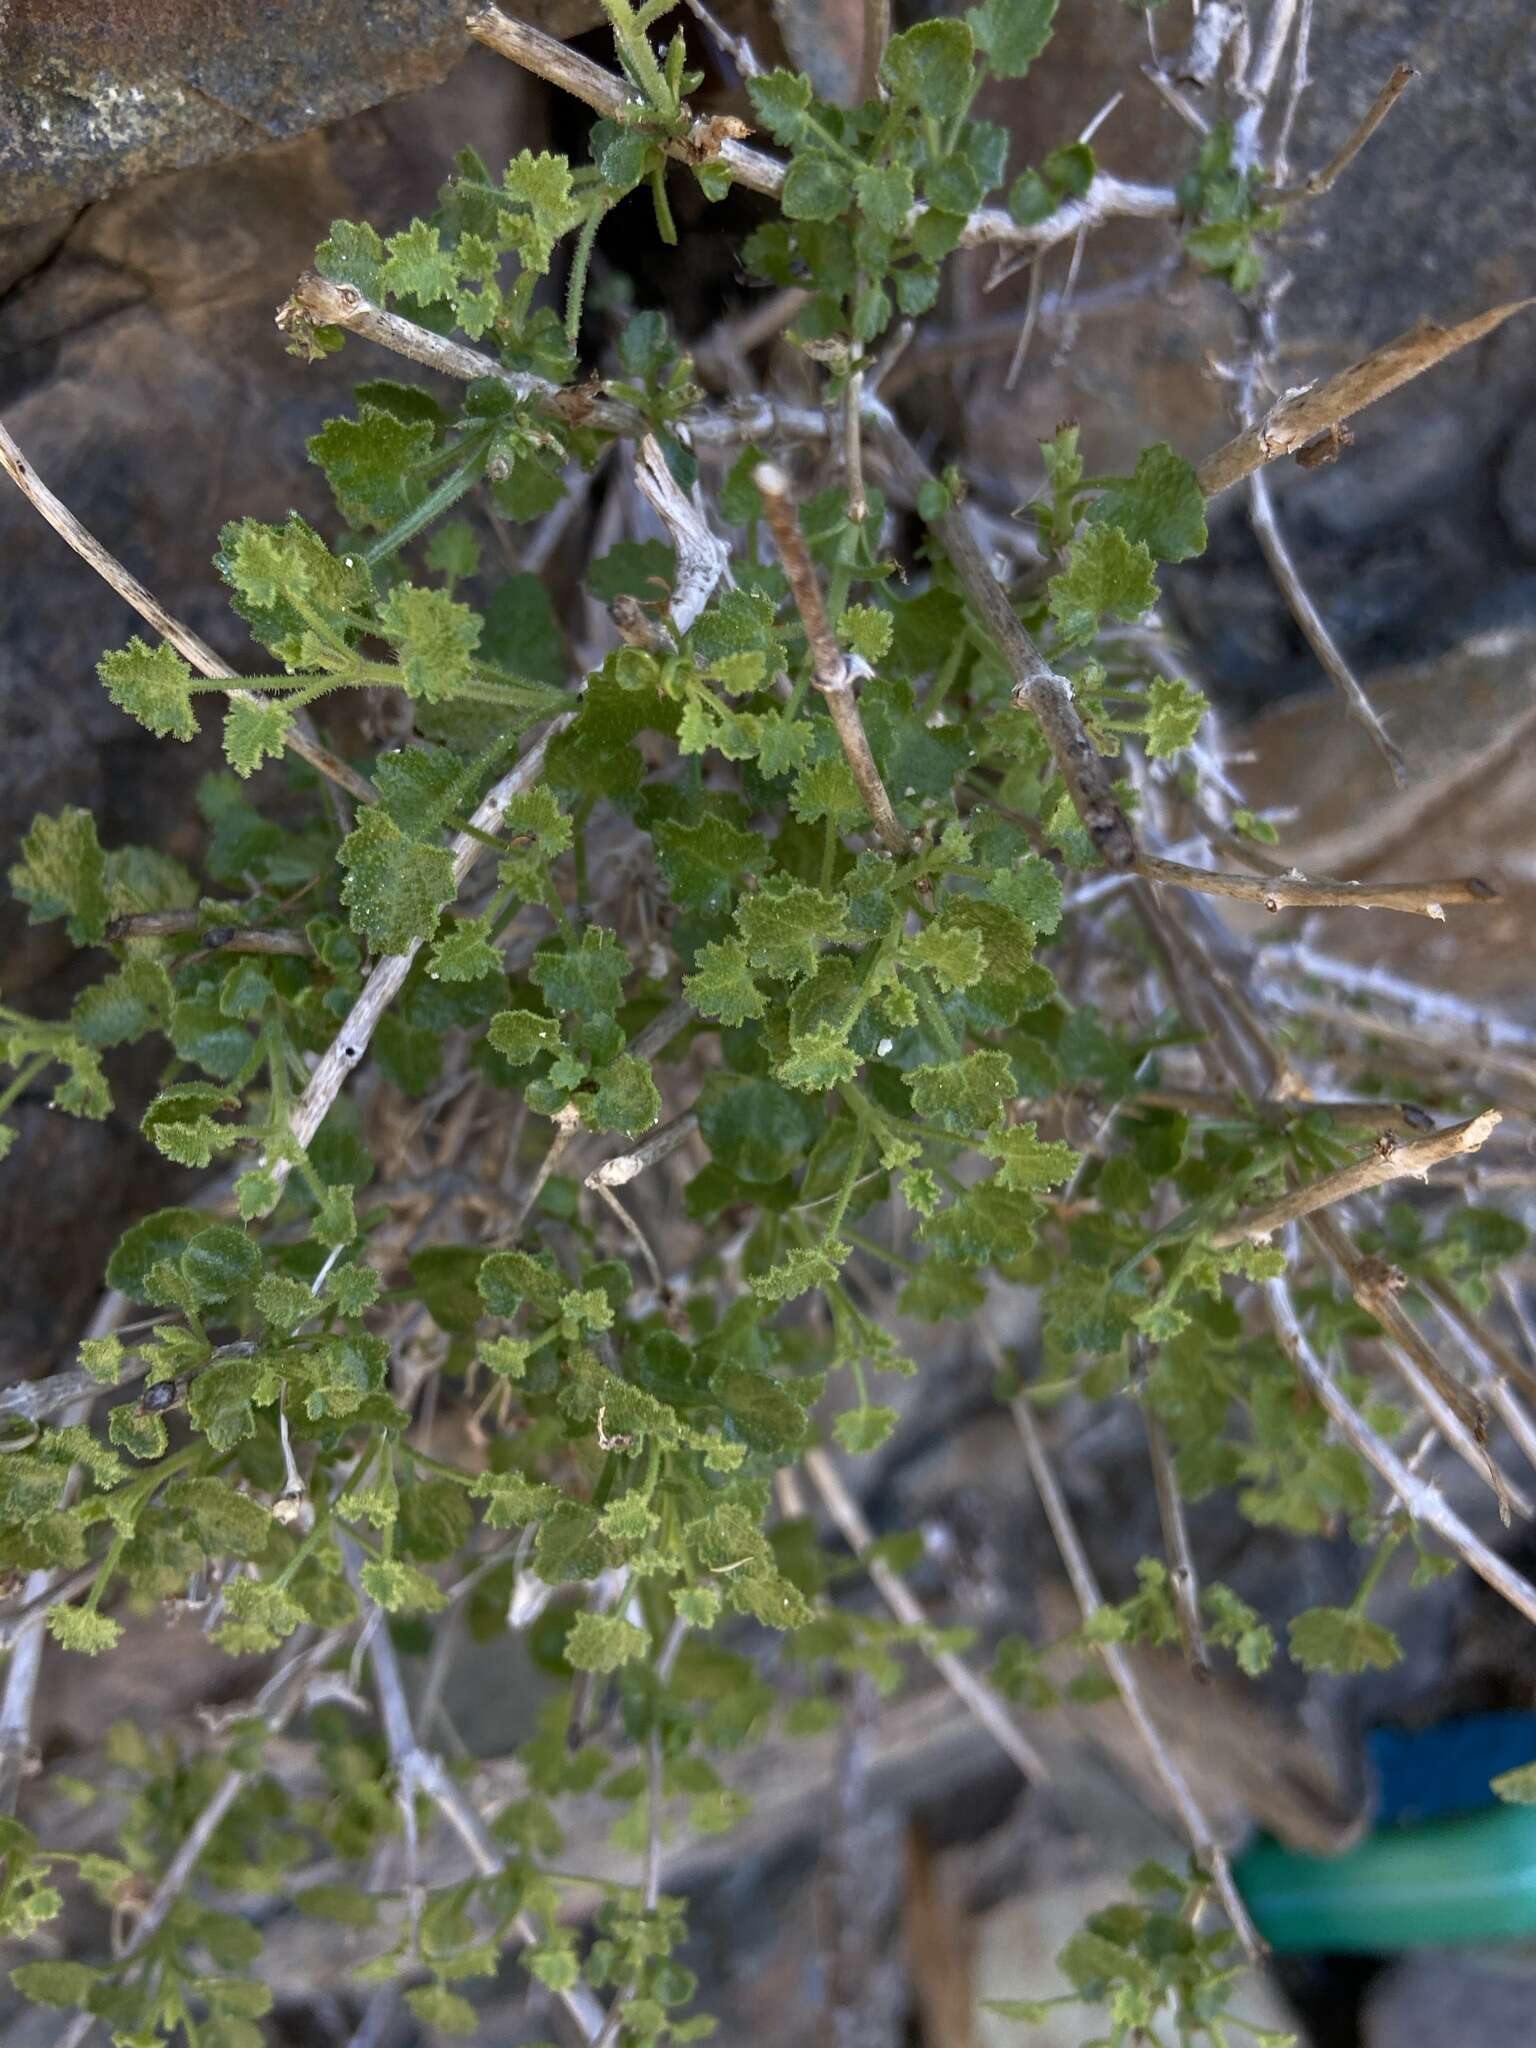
[1235,1804,1536,1953]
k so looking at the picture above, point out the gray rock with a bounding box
[1363,1952,1536,2048]
[1499,415,1536,563]
[0,0,595,230]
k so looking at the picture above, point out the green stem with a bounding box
[362,439,490,567]
[0,1052,48,1119]
[819,813,838,893]
[447,818,511,855]
[824,1129,871,1241]
[1351,1527,1404,1614]
[911,973,961,1059]
[599,0,676,115]
[924,637,967,720]
[573,794,595,924]
[590,1451,621,1513]
[649,166,678,247]
[565,200,609,343]
[82,1533,127,1615]
[841,1226,920,1274]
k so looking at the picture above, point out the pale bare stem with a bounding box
[1234,0,1302,166]
[508,1101,584,1241]
[1138,849,1495,919]
[468,7,773,180]
[284,272,641,434]
[642,1723,664,1912]
[284,277,896,459]
[633,433,731,632]
[1258,943,1536,1060]
[591,1180,669,1297]
[587,1110,699,1191]
[1048,224,1089,366]
[0,1358,150,1426]
[0,418,375,807]
[1302,1211,1534,1521]
[889,263,1178,391]
[0,1565,103,1645]
[1004,253,1047,393]
[344,1543,608,2041]
[1271,0,1316,180]
[801,1447,1048,1785]
[1197,298,1536,498]
[1316,1244,1522,1520]
[1412,1277,1536,1486]
[467,6,1176,256]
[1132,1087,1434,1133]
[268,716,573,1190]
[958,176,1180,256]
[521,462,596,575]
[1267,992,1536,1102]
[1498,1274,1536,1391]
[626,997,694,1065]
[345,1987,401,2048]
[1423,1268,1536,1411]
[1247,465,1407,785]
[843,363,868,525]
[1272,63,1417,202]
[1141,62,1212,138]
[681,0,761,77]
[276,278,866,457]
[1132,884,1277,1104]
[1264,1273,1536,1629]
[1136,1346,1210,1682]
[0,1290,130,1814]
[102,909,309,954]
[1210,1110,1502,1248]
[1006,1385,1262,1958]
[754,463,914,860]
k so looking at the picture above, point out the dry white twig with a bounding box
[1247,464,1406,785]
[634,433,732,634]
[802,1448,1047,1786]
[1138,850,1495,919]
[1422,1268,1536,1411]
[269,716,572,1185]
[1007,1386,1262,1957]
[465,7,1177,258]
[1211,1111,1501,1247]
[1271,62,1417,201]
[587,1111,699,1191]
[0,418,375,806]
[0,1291,131,1814]
[754,463,914,860]
[1197,298,1535,498]
[1136,1344,1210,1682]
[344,1544,608,2041]
[1264,1275,1536,1629]
[1303,1210,1535,1519]
[681,0,761,76]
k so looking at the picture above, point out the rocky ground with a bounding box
[3,5,1536,2045]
